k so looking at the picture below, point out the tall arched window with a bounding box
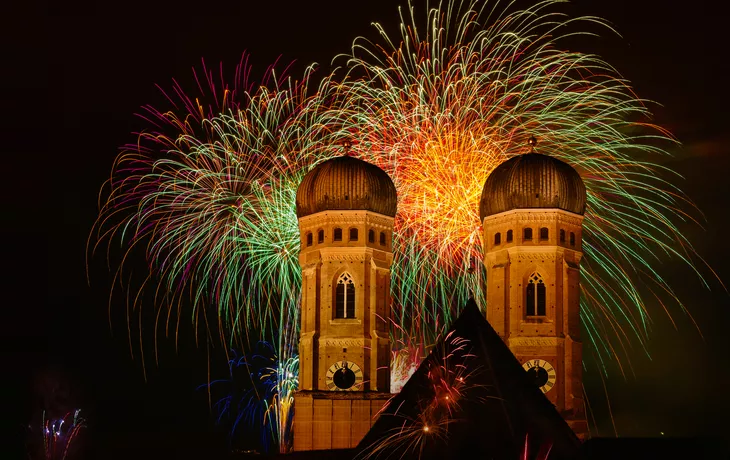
[334,228,343,241]
[494,232,501,246]
[318,229,325,244]
[380,232,386,246]
[506,230,513,243]
[526,272,546,316]
[306,232,313,247]
[349,228,358,241]
[524,228,533,241]
[539,227,549,240]
[368,229,375,243]
[570,232,576,247]
[335,272,355,319]
[560,229,566,243]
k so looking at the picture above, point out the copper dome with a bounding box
[296,155,397,218]
[479,153,586,220]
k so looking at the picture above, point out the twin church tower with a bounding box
[292,141,587,450]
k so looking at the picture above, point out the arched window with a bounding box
[524,228,533,241]
[335,272,355,319]
[539,227,549,241]
[570,232,576,247]
[494,232,501,246]
[334,228,343,241]
[349,228,358,241]
[560,229,566,243]
[318,229,325,244]
[526,272,546,316]
[306,232,313,247]
[506,230,513,243]
[368,229,375,243]
[380,232,386,246]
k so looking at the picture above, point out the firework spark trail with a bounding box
[40,410,85,460]
[89,57,339,356]
[330,0,713,368]
[357,332,486,460]
[201,342,299,453]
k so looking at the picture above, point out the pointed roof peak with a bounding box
[356,299,581,459]
[460,297,482,322]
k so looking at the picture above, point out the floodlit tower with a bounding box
[479,137,588,437]
[293,146,397,450]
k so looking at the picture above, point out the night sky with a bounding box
[5,0,730,457]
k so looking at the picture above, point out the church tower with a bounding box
[293,149,397,451]
[479,139,588,437]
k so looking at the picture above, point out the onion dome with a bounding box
[296,154,397,218]
[479,144,586,220]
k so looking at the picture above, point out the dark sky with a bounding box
[4,0,730,457]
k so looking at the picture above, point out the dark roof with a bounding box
[251,438,728,459]
[579,437,729,460]
[479,153,586,220]
[295,155,397,218]
[354,299,581,460]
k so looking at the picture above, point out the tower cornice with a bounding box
[298,210,395,229]
[482,208,584,227]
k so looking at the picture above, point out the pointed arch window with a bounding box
[317,229,325,244]
[335,272,355,319]
[306,232,313,247]
[526,272,546,316]
[349,228,358,241]
[368,229,375,243]
[380,232,386,246]
[570,232,576,247]
[494,232,501,246]
[334,228,343,241]
[506,230,513,243]
[560,229,566,244]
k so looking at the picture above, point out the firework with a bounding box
[332,0,711,367]
[89,55,341,359]
[202,342,298,453]
[36,410,85,460]
[90,55,330,453]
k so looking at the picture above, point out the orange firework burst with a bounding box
[396,128,502,262]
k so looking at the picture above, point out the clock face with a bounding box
[325,360,364,391]
[522,359,557,393]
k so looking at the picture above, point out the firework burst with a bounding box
[331,0,711,367]
[90,56,341,359]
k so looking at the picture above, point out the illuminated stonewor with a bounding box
[480,138,588,438]
[293,147,397,451]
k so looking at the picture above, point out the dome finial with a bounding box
[528,135,538,153]
[342,139,353,156]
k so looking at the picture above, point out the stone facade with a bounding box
[483,208,588,436]
[293,391,391,451]
[293,209,394,451]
